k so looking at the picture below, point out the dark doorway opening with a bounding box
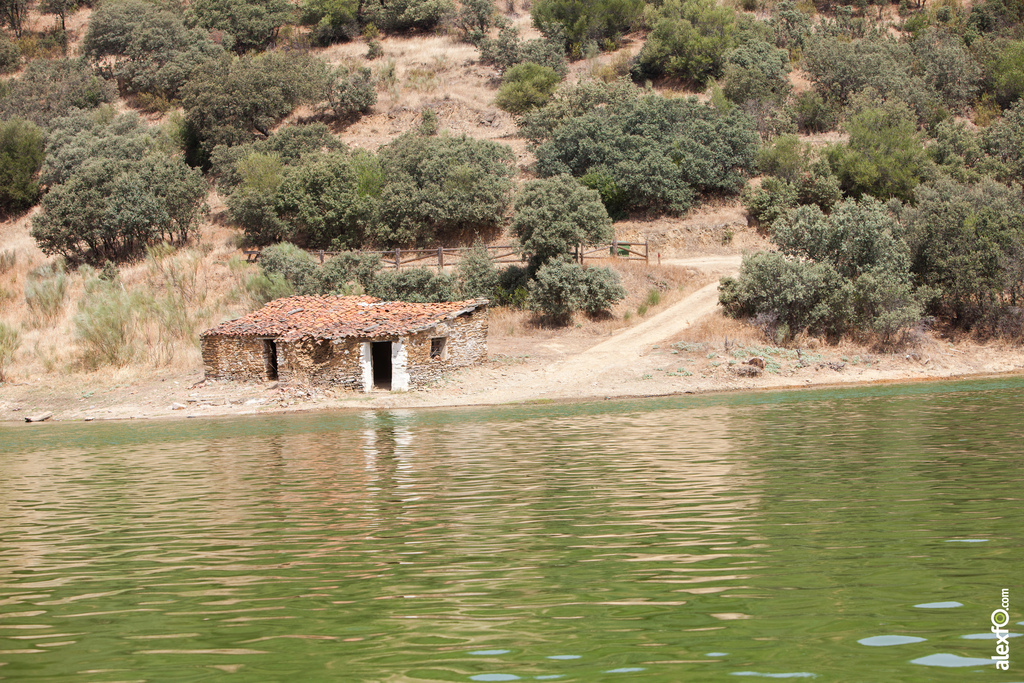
[371,341,392,389]
[263,339,278,380]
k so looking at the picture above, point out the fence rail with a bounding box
[243,242,648,268]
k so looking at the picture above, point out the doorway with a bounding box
[262,339,278,380]
[371,341,392,389]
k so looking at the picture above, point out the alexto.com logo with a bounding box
[992,589,1011,670]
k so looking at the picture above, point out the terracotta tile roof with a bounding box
[202,295,488,342]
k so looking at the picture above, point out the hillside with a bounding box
[2,0,1024,417]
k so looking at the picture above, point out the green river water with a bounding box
[1,378,1022,682]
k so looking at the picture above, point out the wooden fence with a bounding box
[244,241,649,268]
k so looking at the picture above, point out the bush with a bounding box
[301,0,359,45]
[84,0,224,99]
[186,0,294,53]
[719,252,854,340]
[531,0,642,56]
[456,242,500,299]
[274,151,366,248]
[720,39,791,106]
[631,0,737,87]
[373,132,516,246]
[534,93,758,215]
[479,25,570,77]
[903,177,1024,328]
[519,77,641,143]
[74,272,142,369]
[0,118,44,216]
[742,177,797,231]
[0,58,117,128]
[366,267,458,302]
[456,0,498,43]
[495,62,561,113]
[529,260,625,321]
[913,28,980,113]
[320,62,377,120]
[362,0,456,33]
[0,31,20,74]
[724,197,922,340]
[0,320,18,382]
[181,52,328,155]
[825,103,930,202]
[32,114,208,263]
[512,175,612,270]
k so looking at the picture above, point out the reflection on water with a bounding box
[1,378,1023,681]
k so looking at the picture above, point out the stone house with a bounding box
[200,295,488,391]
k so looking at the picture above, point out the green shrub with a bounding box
[0,118,44,216]
[456,0,498,43]
[274,151,366,249]
[534,93,758,215]
[741,177,797,231]
[719,252,854,340]
[531,0,642,56]
[186,0,294,53]
[24,263,68,325]
[720,39,791,106]
[373,132,516,247]
[0,58,117,128]
[479,25,570,77]
[301,0,359,45]
[903,177,1024,328]
[495,264,531,307]
[366,39,384,59]
[181,52,328,155]
[366,267,458,302]
[320,62,377,120]
[495,62,561,113]
[511,175,612,270]
[631,0,737,86]
[84,0,224,99]
[0,32,20,74]
[0,321,20,382]
[32,119,208,264]
[456,243,500,299]
[362,0,456,33]
[244,271,295,307]
[528,260,625,321]
[825,103,930,202]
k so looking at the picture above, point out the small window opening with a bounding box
[310,339,332,364]
[430,337,447,360]
[263,339,278,380]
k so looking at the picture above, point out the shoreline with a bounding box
[3,361,1023,425]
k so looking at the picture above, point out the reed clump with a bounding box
[0,320,19,382]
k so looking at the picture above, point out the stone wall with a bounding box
[278,337,364,389]
[202,336,270,381]
[406,309,489,390]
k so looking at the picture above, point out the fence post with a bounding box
[645,240,649,264]
[612,239,618,258]
[395,247,401,269]
[438,245,444,271]
[319,250,324,264]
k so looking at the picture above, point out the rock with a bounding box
[244,398,266,406]
[746,357,766,369]
[266,381,279,390]
[25,411,52,423]
[734,365,761,377]
[170,402,186,410]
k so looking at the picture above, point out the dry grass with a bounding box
[671,310,766,348]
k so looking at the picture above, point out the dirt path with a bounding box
[522,257,740,399]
